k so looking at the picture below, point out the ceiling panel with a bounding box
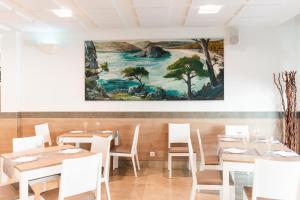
[75,0,114,9]
[0,12,29,24]
[15,0,59,11]
[139,20,169,27]
[95,20,126,28]
[135,7,169,21]
[132,0,170,8]
[238,4,282,18]
[85,9,120,21]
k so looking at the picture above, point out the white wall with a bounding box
[1,23,299,112]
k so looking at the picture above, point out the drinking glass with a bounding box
[242,135,250,150]
[267,136,274,155]
[96,122,101,131]
[83,122,88,133]
[253,127,260,142]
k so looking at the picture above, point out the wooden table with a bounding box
[219,137,300,200]
[0,145,94,200]
[58,130,119,147]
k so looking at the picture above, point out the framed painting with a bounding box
[85,39,224,101]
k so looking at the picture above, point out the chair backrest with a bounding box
[252,159,300,200]
[187,137,197,185]
[225,125,249,138]
[196,129,206,170]
[91,136,112,180]
[13,135,44,152]
[35,123,52,146]
[59,154,102,200]
[131,124,140,154]
[168,123,190,148]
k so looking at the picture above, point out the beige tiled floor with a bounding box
[34,161,251,200]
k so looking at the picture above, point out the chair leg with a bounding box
[131,156,138,177]
[189,185,197,200]
[105,181,111,200]
[230,185,235,200]
[112,156,118,170]
[242,189,248,200]
[168,154,172,178]
[135,154,140,171]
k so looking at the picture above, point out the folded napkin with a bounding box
[13,156,39,163]
[223,148,247,154]
[220,138,238,142]
[256,139,280,144]
[59,148,82,154]
[271,150,299,157]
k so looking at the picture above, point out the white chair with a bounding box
[197,129,221,171]
[35,123,52,146]
[91,136,112,200]
[41,154,102,200]
[0,182,34,200]
[225,125,249,138]
[168,123,194,178]
[188,138,235,200]
[110,124,141,177]
[243,159,300,200]
[13,135,44,152]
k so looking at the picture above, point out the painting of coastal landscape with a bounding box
[85,39,224,101]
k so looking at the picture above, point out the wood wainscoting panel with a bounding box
[0,118,18,153]
[19,117,284,160]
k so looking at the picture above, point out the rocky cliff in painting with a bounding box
[85,41,108,100]
[135,45,170,58]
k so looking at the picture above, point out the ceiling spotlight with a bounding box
[198,5,223,14]
[52,8,72,18]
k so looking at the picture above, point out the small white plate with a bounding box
[59,149,82,154]
[69,130,84,134]
[220,138,238,142]
[271,150,298,157]
[223,148,247,154]
[102,130,113,133]
[256,139,280,144]
[14,156,38,163]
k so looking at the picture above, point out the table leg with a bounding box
[222,165,230,200]
[19,174,29,200]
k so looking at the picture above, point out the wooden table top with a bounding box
[1,145,95,173]
[219,138,300,163]
[59,130,115,138]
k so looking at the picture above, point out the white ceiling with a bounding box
[0,0,299,32]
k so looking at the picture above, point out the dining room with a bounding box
[0,0,300,200]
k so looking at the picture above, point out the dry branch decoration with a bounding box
[273,71,298,152]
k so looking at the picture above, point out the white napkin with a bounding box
[59,149,82,154]
[256,139,280,144]
[220,138,238,142]
[271,150,299,157]
[223,148,247,154]
[102,130,113,133]
[14,156,38,163]
[69,130,84,134]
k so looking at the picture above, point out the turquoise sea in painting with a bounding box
[85,39,224,101]
[96,50,210,97]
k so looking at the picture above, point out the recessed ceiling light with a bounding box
[198,5,223,14]
[52,8,72,18]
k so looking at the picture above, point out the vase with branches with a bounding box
[273,71,298,152]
